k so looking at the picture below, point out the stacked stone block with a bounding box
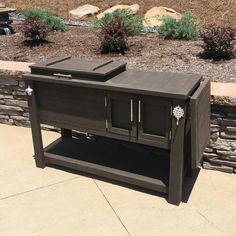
[203,105,236,173]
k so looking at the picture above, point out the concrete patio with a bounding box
[0,124,235,236]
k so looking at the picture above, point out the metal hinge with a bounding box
[170,106,173,116]
[105,120,108,129]
[104,97,107,107]
[169,130,172,141]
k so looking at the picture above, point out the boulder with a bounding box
[69,4,100,19]
[143,7,182,27]
[97,4,140,19]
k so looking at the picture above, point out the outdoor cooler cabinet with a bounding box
[24,57,210,205]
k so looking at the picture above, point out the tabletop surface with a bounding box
[27,57,202,99]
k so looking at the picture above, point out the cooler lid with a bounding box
[30,57,127,81]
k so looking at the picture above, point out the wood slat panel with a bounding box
[191,78,211,169]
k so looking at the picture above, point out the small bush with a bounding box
[24,19,51,42]
[95,9,143,36]
[98,16,129,54]
[22,7,66,42]
[158,11,199,40]
[201,26,235,60]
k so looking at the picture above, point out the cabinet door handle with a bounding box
[138,100,141,123]
[53,73,72,78]
[130,99,133,122]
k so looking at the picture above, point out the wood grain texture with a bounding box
[24,68,202,99]
[25,80,45,168]
[191,78,211,169]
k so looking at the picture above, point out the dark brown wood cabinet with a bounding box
[24,57,210,205]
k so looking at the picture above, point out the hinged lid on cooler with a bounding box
[30,57,127,82]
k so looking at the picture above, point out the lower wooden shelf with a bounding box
[44,137,170,194]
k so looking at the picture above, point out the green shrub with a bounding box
[201,26,235,60]
[98,16,129,54]
[158,11,199,40]
[95,9,143,36]
[22,7,67,42]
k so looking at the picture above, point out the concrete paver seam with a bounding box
[93,179,131,236]
[0,176,80,201]
[195,209,225,234]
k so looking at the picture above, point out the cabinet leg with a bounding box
[27,80,45,168]
[168,101,186,205]
[186,131,193,177]
[32,123,45,169]
[61,128,72,139]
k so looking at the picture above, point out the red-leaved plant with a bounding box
[98,16,129,54]
[201,26,235,60]
[24,18,51,43]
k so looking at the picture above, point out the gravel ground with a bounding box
[0,26,235,83]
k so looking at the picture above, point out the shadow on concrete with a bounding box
[182,168,200,203]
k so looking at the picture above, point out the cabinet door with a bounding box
[138,97,172,148]
[107,93,137,137]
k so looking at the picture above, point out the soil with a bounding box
[4,0,236,28]
[0,24,235,83]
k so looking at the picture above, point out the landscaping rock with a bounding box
[22,112,29,118]
[69,4,100,19]
[211,126,220,132]
[211,95,236,107]
[14,120,30,127]
[4,99,28,108]
[204,147,214,153]
[0,78,18,87]
[0,118,13,125]
[209,158,236,168]
[0,110,21,116]
[203,161,233,173]
[216,150,236,156]
[211,112,225,118]
[210,132,219,141]
[143,7,181,28]
[10,115,28,121]
[12,90,26,96]
[222,118,236,126]
[227,112,236,118]
[220,156,236,162]
[0,114,9,119]
[211,117,222,125]
[207,138,233,151]
[220,132,236,140]
[0,88,12,94]
[203,152,218,160]
[0,104,23,112]
[0,94,13,99]
[225,126,236,133]
[97,4,140,19]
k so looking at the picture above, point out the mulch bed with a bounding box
[5,0,236,27]
[0,24,235,83]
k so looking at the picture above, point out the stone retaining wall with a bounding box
[0,71,30,127]
[203,105,236,174]
[0,69,236,174]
